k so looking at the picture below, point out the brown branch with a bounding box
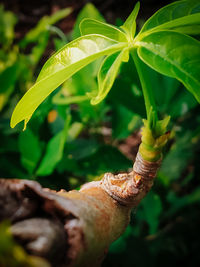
[0,154,161,266]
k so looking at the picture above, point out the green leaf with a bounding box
[11,35,125,129]
[36,131,65,176]
[66,138,100,160]
[36,114,71,176]
[140,0,200,34]
[0,5,17,47]
[19,128,42,174]
[141,191,162,234]
[172,25,200,35]
[91,48,128,105]
[166,187,200,217]
[108,56,146,117]
[79,145,132,176]
[29,31,50,65]
[159,131,195,182]
[72,3,105,39]
[0,63,19,110]
[80,18,127,42]
[155,14,200,35]
[21,7,72,46]
[137,31,200,102]
[121,1,140,38]
[112,105,141,139]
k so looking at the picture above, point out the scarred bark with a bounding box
[0,150,162,267]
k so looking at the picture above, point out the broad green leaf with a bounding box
[80,145,132,176]
[154,13,200,34]
[141,191,162,234]
[121,1,140,38]
[140,0,200,34]
[172,25,200,35]
[112,105,141,139]
[169,90,197,118]
[0,5,17,47]
[159,130,197,183]
[72,3,105,39]
[29,31,50,65]
[36,114,71,176]
[66,138,100,160]
[21,7,72,47]
[80,19,127,42]
[91,48,128,105]
[36,131,65,176]
[137,31,200,102]
[166,187,200,217]
[11,35,125,129]
[109,235,127,254]
[0,63,19,110]
[19,128,42,174]
[108,56,146,117]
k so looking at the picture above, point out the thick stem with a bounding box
[0,122,170,267]
[0,128,167,266]
[100,152,161,206]
[0,179,130,267]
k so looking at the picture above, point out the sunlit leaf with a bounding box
[140,0,200,35]
[11,35,125,129]
[36,114,71,176]
[72,3,105,39]
[21,7,72,46]
[80,18,127,42]
[19,128,42,174]
[141,191,162,234]
[121,1,140,38]
[172,24,200,35]
[91,48,128,105]
[137,31,200,102]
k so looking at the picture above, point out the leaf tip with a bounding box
[10,117,16,129]
[10,110,30,131]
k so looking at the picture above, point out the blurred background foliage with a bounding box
[0,0,200,266]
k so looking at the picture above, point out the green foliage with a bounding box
[140,0,200,34]
[1,2,200,267]
[0,5,17,48]
[11,35,124,130]
[137,31,200,102]
[120,1,140,38]
[10,0,200,135]
[72,3,105,39]
[80,18,127,42]
[36,113,71,176]
[21,8,72,47]
[19,129,42,174]
[91,49,128,104]
[0,2,134,185]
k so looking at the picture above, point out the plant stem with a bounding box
[131,49,158,122]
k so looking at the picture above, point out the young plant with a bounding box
[10,0,200,200]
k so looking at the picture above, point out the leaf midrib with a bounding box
[138,13,200,40]
[137,40,200,88]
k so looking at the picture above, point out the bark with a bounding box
[0,151,161,267]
